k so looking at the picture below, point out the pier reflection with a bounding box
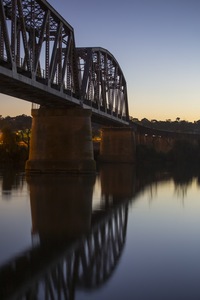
[0,164,135,300]
[100,163,136,205]
[28,174,95,244]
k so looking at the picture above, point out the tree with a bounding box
[17,129,31,152]
[1,126,18,153]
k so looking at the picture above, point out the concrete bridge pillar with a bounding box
[99,127,135,163]
[26,107,96,173]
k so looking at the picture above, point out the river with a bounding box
[0,163,200,300]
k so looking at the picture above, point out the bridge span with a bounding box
[0,0,129,123]
[2,0,197,171]
[0,0,135,172]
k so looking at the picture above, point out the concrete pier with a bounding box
[99,127,135,163]
[26,107,96,173]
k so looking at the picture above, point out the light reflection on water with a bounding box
[0,165,200,299]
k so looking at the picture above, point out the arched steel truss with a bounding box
[77,47,129,121]
[0,0,80,94]
[0,0,129,123]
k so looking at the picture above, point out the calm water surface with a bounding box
[1,164,200,299]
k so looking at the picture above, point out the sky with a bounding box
[0,0,200,121]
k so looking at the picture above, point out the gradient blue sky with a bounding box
[0,0,200,121]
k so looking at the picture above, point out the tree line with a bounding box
[130,117,200,134]
[1,114,200,166]
[0,114,32,165]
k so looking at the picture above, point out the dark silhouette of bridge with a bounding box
[0,166,133,300]
[0,202,128,299]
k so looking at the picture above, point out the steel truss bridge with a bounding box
[0,0,129,125]
[0,200,128,300]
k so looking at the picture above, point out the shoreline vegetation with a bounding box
[0,115,200,167]
[0,115,31,167]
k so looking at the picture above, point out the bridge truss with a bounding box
[77,47,129,121]
[0,0,129,124]
[0,0,80,97]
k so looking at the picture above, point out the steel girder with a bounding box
[0,0,80,96]
[77,47,129,121]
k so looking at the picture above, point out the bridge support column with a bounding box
[26,107,96,173]
[99,127,135,163]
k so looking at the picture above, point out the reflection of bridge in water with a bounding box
[0,204,128,299]
[0,164,135,300]
[0,163,198,299]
